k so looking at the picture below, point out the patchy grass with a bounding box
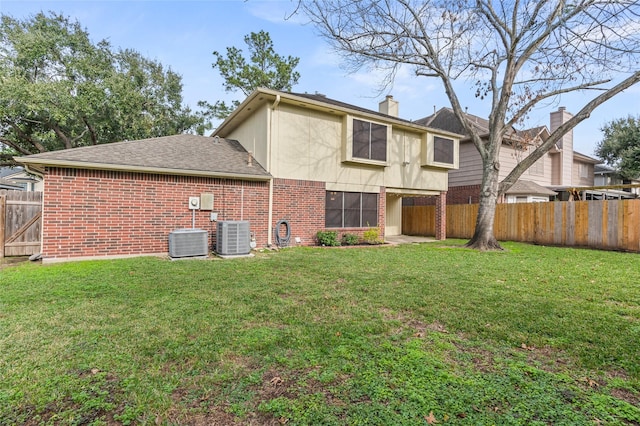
[1,241,639,425]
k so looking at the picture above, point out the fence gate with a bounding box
[0,190,42,258]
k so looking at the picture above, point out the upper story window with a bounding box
[422,133,459,169]
[342,117,389,167]
[529,157,544,176]
[433,136,454,164]
[352,119,387,162]
[579,163,590,179]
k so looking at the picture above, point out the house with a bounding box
[17,89,460,263]
[0,166,42,191]
[412,106,600,204]
[592,164,639,199]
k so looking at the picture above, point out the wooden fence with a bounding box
[0,190,42,257]
[403,199,640,252]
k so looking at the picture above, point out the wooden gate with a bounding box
[0,190,42,257]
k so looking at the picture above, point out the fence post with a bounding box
[0,194,5,258]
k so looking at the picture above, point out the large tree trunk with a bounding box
[465,160,503,251]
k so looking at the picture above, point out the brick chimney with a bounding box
[379,95,399,117]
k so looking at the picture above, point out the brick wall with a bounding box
[271,178,326,246]
[42,168,269,261]
[407,185,481,206]
[271,178,386,246]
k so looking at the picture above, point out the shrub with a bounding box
[316,230,340,246]
[341,233,360,246]
[363,227,383,245]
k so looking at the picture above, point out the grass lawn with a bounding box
[1,240,639,425]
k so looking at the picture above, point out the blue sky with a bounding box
[2,0,639,156]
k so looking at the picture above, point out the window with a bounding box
[433,136,454,164]
[529,158,544,176]
[352,119,387,162]
[422,133,458,169]
[579,163,589,179]
[325,191,378,228]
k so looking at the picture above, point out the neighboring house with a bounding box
[17,89,460,263]
[593,164,639,199]
[412,106,599,204]
[0,166,43,191]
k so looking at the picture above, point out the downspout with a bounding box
[267,95,280,246]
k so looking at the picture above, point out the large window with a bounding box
[325,191,378,228]
[352,119,387,162]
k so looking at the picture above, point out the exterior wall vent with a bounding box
[168,228,208,258]
[216,221,251,256]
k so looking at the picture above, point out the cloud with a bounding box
[246,0,305,25]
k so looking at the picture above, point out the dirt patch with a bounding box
[609,387,640,407]
[0,256,30,270]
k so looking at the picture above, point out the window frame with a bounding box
[421,133,459,169]
[343,116,390,167]
[325,191,379,228]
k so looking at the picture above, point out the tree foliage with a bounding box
[595,116,640,180]
[0,12,203,165]
[301,0,640,250]
[201,30,300,120]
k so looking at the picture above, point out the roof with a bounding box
[214,88,463,140]
[0,178,23,190]
[573,151,600,164]
[416,107,489,135]
[17,135,271,181]
[504,180,558,196]
[416,108,546,145]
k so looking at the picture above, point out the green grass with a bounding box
[1,241,639,425]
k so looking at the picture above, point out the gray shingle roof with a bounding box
[505,180,557,196]
[17,135,271,180]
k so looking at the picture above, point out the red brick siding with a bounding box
[445,185,481,204]
[271,178,386,246]
[271,178,326,246]
[435,191,447,240]
[42,168,269,260]
[408,185,480,206]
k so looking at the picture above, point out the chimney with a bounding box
[550,106,574,186]
[247,151,253,167]
[379,95,399,117]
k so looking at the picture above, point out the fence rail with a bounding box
[1,190,42,257]
[403,199,640,252]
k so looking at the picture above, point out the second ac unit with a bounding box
[216,221,251,256]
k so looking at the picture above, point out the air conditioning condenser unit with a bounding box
[168,229,208,258]
[216,221,251,256]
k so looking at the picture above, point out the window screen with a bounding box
[433,136,454,164]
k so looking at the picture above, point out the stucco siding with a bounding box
[226,104,270,169]
[231,102,451,194]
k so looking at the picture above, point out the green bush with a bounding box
[316,230,340,246]
[363,227,383,244]
[341,233,360,246]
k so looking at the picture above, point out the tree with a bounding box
[201,30,300,120]
[595,116,640,180]
[300,0,640,250]
[0,12,203,165]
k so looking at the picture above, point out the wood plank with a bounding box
[607,200,618,249]
[588,201,603,248]
[0,195,5,258]
[5,211,42,244]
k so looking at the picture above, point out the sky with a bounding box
[2,0,639,156]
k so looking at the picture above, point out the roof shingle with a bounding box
[18,135,271,179]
